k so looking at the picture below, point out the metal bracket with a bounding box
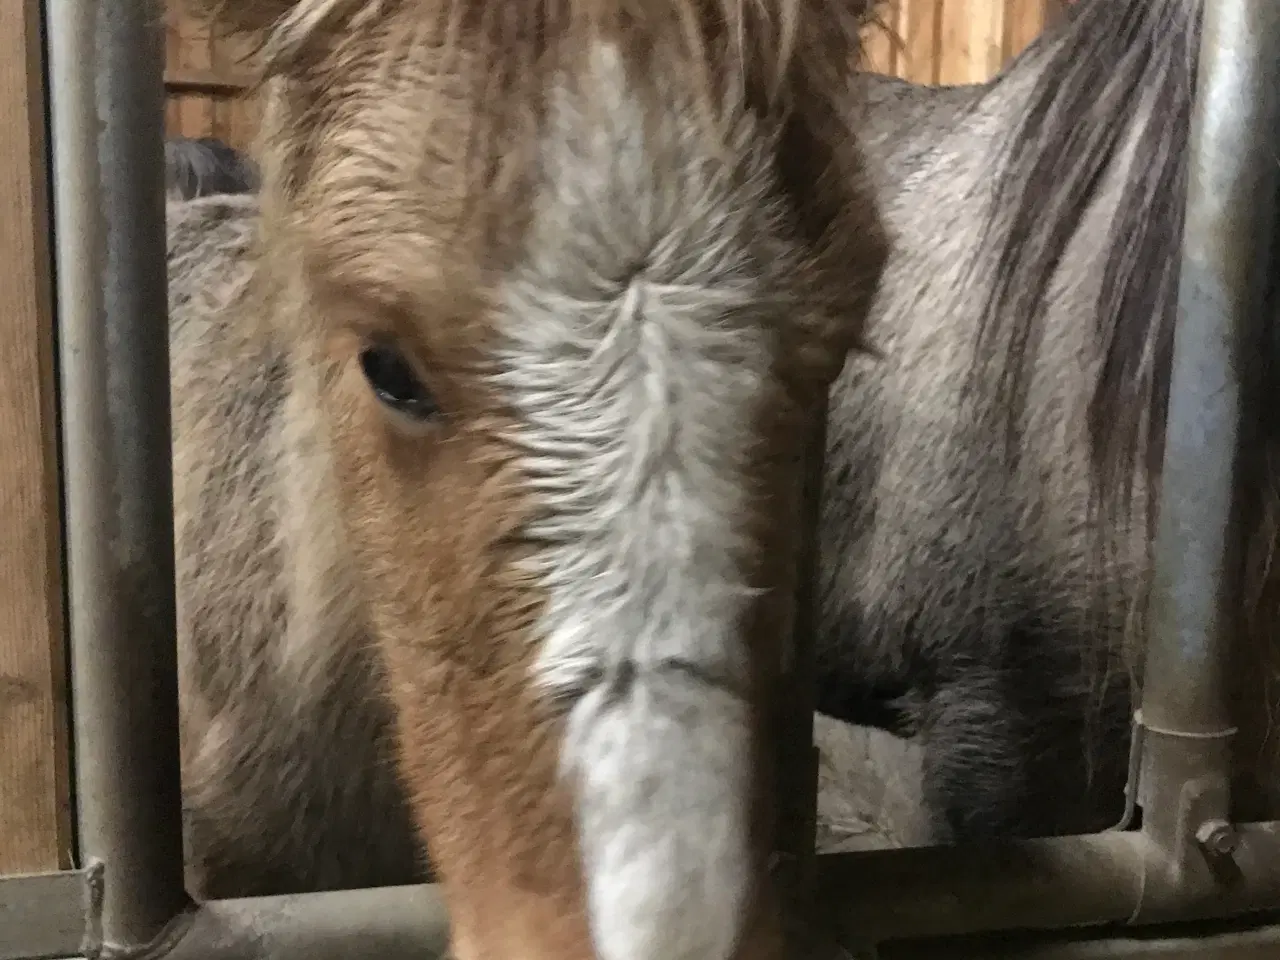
[0,868,97,960]
[1126,712,1240,926]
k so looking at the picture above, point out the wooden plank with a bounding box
[861,0,900,77]
[164,68,252,97]
[937,0,1005,85]
[165,4,186,137]
[210,23,258,150]
[974,0,1007,80]
[897,0,943,84]
[162,2,260,149]
[221,95,262,153]
[0,0,73,875]
[167,1,215,139]
[1003,0,1048,64]
[936,0,975,84]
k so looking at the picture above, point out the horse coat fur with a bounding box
[816,0,1280,843]
[170,193,427,897]
[169,0,1280,911]
[172,4,890,940]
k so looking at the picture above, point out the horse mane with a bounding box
[191,0,887,199]
[969,0,1200,524]
[198,0,887,83]
[165,136,260,199]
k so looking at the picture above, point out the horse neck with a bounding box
[838,7,1188,571]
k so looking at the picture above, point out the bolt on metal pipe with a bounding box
[48,0,189,951]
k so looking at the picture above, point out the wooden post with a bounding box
[0,0,73,875]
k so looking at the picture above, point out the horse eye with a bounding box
[358,342,439,422]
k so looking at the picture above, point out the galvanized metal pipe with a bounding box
[4,865,1280,960]
[815,824,1280,945]
[1136,0,1280,908]
[48,0,189,952]
[773,407,828,899]
[877,917,1280,960]
[1142,0,1280,759]
[5,828,1280,960]
[162,885,453,960]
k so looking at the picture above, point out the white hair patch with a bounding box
[494,41,787,960]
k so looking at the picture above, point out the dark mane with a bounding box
[969,0,1200,522]
[165,136,260,199]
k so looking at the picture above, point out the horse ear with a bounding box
[179,0,300,41]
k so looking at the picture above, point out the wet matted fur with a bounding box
[172,4,889,960]
[817,0,1280,843]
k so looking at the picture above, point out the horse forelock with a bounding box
[969,0,1200,532]
[255,0,883,88]
[205,0,886,212]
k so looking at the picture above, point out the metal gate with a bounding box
[3,1,1280,958]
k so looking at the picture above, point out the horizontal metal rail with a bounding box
[815,824,1280,944]
[877,915,1280,960]
[8,820,1280,960]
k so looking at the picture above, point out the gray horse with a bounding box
[816,0,1280,844]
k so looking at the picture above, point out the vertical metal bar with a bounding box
[1138,0,1280,889]
[773,402,827,904]
[48,0,188,951]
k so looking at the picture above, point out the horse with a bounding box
[170,6,890,960]
[164,135,259,200]
[815,0,1280,845]
[169,186,438,900]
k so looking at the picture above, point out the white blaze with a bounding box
[495,42,785,960]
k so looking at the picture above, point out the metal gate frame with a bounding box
[4,1,1280,958]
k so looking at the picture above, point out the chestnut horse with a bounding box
[171,6,888,960]
[816,0,1280,845]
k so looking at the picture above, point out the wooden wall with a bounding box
[0,0,73,875]
[163,0,1069,151]
[864,0,1068,85]
[164,4,258,149]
